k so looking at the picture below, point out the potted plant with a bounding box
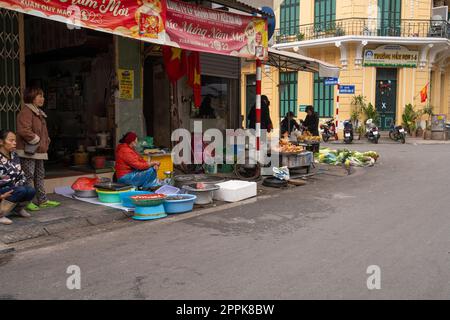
[362,102,380,127]
[402,104,420,136]
[335,27,345,37]
[422,105,433,139]
[296,33,305,41]
[351,95,366,139]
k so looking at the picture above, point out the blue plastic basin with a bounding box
[163,194,197,214]
[119,191,153,208]
[133,204,167,220]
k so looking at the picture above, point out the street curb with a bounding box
[0,243,15,255]
[0,210,131,245]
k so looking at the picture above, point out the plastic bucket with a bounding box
[97,190,122,203]
[163,194,197,214]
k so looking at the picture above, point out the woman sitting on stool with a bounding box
[115,132,160,189]
[0,130,36,225]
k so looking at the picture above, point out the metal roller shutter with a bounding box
[200,53,240,79]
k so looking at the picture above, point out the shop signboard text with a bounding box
[363,45,419,68]
[0,0,268,59]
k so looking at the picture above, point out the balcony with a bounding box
[274,18,450,44]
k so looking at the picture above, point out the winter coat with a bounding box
[280,118,300,135]
[0,151,27,188]
[303,112,320,136]
[115,143,150,179]
[16,104,50,160]
[247,104,273,131]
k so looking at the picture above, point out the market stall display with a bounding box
[119,191,153,208]
[316,148,379,168]
[183,183,220,205]
[131,194,167,207]
[97,188,134,203]
[275,138,313,173]
[131,194,168,221]
[94,182,133,191]
[297,131,321,143]
[163,194,197,214]
[71,177,109,198]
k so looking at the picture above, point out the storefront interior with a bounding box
[24,16,115,178]
[142,45,241,149]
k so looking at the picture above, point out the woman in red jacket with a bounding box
[115,132,160,189]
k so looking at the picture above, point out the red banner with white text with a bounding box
[164,0,268,59]
[0,0,267,58]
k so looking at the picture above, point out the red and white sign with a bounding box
[164,0,268,59]
[0,0,268,58]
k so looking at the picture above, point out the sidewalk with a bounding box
[327,136,450,145]
[0,164,350,248]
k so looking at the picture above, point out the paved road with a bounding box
[0,141,449,300]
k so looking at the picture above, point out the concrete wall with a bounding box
[114,36,145,142]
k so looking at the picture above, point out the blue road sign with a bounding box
[339,85,355,94]
[325,77,339,85]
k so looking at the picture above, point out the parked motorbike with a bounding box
[320,118,338,142]
[343,120,353,144]
[389,125,406,144]
[365,119,380,144]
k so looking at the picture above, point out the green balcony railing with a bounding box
[274,18,450,43]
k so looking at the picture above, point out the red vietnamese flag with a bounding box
[420,83,428,103]
[162,46,187,83]
[188,51,202,108]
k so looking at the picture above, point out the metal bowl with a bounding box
[74,189,98,198]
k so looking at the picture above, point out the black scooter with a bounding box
[389,125,406,144]
[343,120,353,144]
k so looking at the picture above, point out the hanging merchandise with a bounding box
[187,51,202,108]
[162,46,187,83]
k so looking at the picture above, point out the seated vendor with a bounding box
[280,111,300,136]
[115,132,160,189]
[0,130,36,225]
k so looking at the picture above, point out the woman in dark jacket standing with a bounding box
[16,87,60,211]
[302,105,320,136]
[247,95,273,132]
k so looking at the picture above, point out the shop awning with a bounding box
[266,48,340,78]
[207,0,274,16]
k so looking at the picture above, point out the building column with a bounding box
[431,67,442,111]
[114,36,145,143]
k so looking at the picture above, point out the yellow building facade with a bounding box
[241,0,450,132]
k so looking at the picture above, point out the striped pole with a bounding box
[256,59,262,162]
[336,82,340,140]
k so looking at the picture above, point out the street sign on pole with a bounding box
[339,85,355,94]
[325,77,339,85]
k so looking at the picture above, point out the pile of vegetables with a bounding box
[315,148,379,168]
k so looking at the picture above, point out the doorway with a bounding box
[376,68,398,130]
[245,74,256,127]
